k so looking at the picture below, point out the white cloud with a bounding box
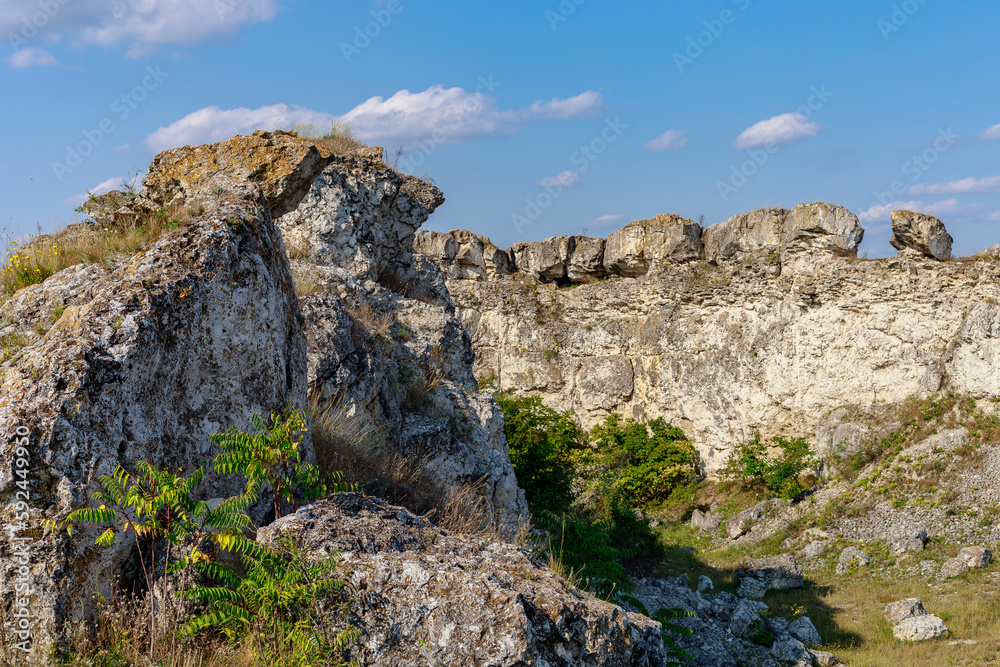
[589,214,624,228]
[524,91,603,119]
[146,86,604,152]
[6,47,57,68]
[645,129,688,151]
[734,112,824,149]
[0,0,280,57]
[858,198,971,224]
[909,175,1000,196]
[145,104,335,152]
[536,170,580,189]
[65,173,145,207]
[980,123,1000,141]
[988,211,1000,223]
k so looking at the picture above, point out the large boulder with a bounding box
[509,235,607,284]
[890,210,953,260]
[893,615,948,642]
[258,494,667,666]
[0,185,307,658]
[604,214,703,276]
[704,202,863,265]
[413,229,514,281]
[884,598,928,625]
[735,555,804,598]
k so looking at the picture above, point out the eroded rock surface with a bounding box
[0,186,306,656]
[890,210,953,261]
[259,494,667,667]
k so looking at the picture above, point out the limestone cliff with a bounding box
[417,207,999,473]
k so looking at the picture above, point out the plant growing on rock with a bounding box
[722,432,817,499]
[212,408,348,519]
[44,462,260,655]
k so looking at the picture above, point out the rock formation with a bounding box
[0,182,306,653]
[890,210,953,260]
[418,204,995,473]
[0,131,528,656]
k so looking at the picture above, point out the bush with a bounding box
[723,432,816,499]
[494,392,584,514]
[585,414,697,506]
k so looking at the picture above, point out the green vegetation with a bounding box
[495,391,695,657]
[722,432,817,499]
[47,410,356,667]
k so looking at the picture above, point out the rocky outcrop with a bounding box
[734,555,804,598]
[890,210,953,260]
[0,184,306,656]
[258,494,667,666]
[703,202,863,265]
[420,223,1000,471]
[604,214,703,276]
[508,235,608,284]
[413,229,513,281]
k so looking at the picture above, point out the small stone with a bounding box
[770,635,810,663]
[958,546,992,569]
[884,598,928,625]
[697,575,714,593]
[788,616,822,647]
[810,649,838,666]
[893,615,947,641]
[940,557,969,579]
[836,547,870,575]
[800,540,827,559]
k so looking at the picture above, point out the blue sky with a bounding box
[2,0,999,256]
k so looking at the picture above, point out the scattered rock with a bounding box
[920,560,937,574]
[958,545,992,568]
[691,509,722,532]
[697,575,714,593]
[890,210,953,261]
[884,598,929,625]
[800,540,827,559]
[939,557,969,579]
[893,615,948,642]
[770,635,810,664]
[728,599,770,639]
[788,616,822,647]
[736,555,804,598]
[836,547,870,575]
[260,494,668,666]
[888,527,928,554]
[726,500,789,539]
[810,649,838,666]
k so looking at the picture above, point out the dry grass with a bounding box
[310,395,500,538]
[293,271,322,297]
[287,121,366,156]
[344,300,394,346]
[1,202,193,300]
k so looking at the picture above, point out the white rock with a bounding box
[893,615,947,641]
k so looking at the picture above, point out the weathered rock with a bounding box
[0,186,307,658]
[770,635,810,664]
[604,214,703,276]
[958,545,992,568]
[980,244,1000,258]
[728,598,769,639]
[888,527,928,554]
[893,614,948,642]
[890,210,953,261]
[939,557,969,579]
[810,649,838,666]
[727,503,766,539]
[509,235,608,284]
[836,547,870,575]
[420,210,1000,473]
[800,540,827,559]
[704,202,863,266]
[788,616,822,647]
[884,598,928,625]
[697,574,714,593]
[691,509,722,533]
[258,494,667,666]
[413,230,514,281]
[735,555,804,598]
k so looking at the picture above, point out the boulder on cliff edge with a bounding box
[890,210,953,260]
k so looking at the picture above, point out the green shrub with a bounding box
[535,511,633,599]
[585,414,697,506]
[494,392,583,514]
[723,432,816,499]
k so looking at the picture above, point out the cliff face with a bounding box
[417,207,1000,473]
[0,131,527,654]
